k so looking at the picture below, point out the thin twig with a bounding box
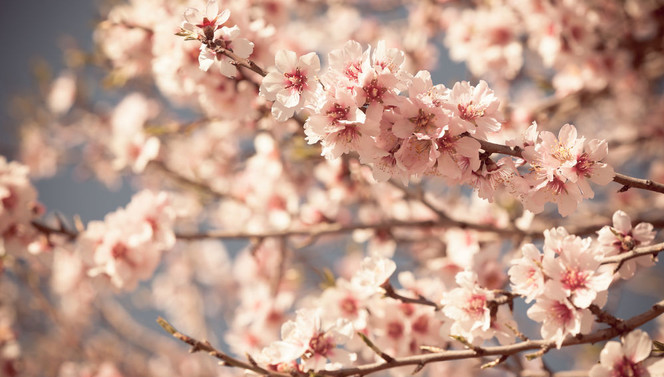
[382,282,441,310]
[156,317,285,377]
[600,241,664,266]
[473,136,664,195]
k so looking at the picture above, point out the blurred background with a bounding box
[0,0,136,222]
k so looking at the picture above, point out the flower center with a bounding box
[552,142,573,162]
[412,314,429,334]
[284,68,307,93]
[111,242,129,260]
[464,293,486,318]
[560,267,588,291]
[387,321,404,339]
[326,103,350,124]
[458,101,484,121]
[573,153,594,176]
[340,296,358,316]
[551,301,573,324]
[363,79,387,103]
[548,176,568,195]
[1,188,17,211]
[436,133,458,152]
[308,333,334,357]
[409,109,437,134]
[612,356,646,377]
[344,61,362,82]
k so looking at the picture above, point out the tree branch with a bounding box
[158,300,664,377]
[318,299,664,377]
[156,317,286,377]
[599,241,664,266]
[473,137,664,195]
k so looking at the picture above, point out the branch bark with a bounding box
[473,137,664,195]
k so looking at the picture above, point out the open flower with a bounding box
[260,50,321,121]
[526,283,593,348]
[181,0,230,39]
[198,25,254,77]
[597,210,657,279]
[259,308,355,372]
[589,330,663,377]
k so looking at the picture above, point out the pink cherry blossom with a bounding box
[508,243,545,303]
[597,210,657,279]
[259,308,356,372]
[110,93,160,173]
[181,0,231,39]
[589,330,663,377]
[542,234,612,308]
[527,283,593,348]
[260,50,321,121]
[350,255,396,298]
[82,190,175,290]
[198,25,254,78]
[447,80,503,138]
[441,271,497,344]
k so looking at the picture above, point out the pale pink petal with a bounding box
[277,89,300,108]
[271,101,294,122]
[219,59,238,78]
[232,38,254,59]
[559,124,577,147]
[261,71,284,95]
[599,341,624,366]
[633,222,655,244]
[623,329,652,362]
[206,0,219,19]
[612,210,632,234]
[589,365,611,377]
[216,8,231,26]
[198,47,216,72]
[184,8,202,25]
[275,50,298,73]
[299,52,321,73]
[590,164,615,185]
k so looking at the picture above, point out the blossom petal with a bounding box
[232,38,254,59]
[623,329,652,362]
[184,8,202,25]
[275,50,298,73]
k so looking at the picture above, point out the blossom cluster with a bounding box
[0,157,43,256]
[179,0,255,78]
[510,211,657,347]
[4,0,664,376]
[78,190,176,290]
[257,40,613,216]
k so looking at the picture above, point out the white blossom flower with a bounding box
[589,330,664,377]
[597,210,657,279]
[260,50,321,121]
[182,0,230,38]
[259,308,356,372]
[527,282,593,348]
[349,255,396,298]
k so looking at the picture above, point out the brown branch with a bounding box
[613,172,664,194]
[148,160,229,199]
[158,300,664,377]
[175,219,529,241]
[357,332,396,363]
[382,282,441,311]
[599,241,664,266]
[316,299,664,377]
[156,317,285,377]
[201,38,267,77]
[588,304,628,333]
[30,219,78,240]
[473,136,664,195]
